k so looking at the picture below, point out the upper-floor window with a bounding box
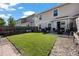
[39,15,42,20]
[53,9,58,16]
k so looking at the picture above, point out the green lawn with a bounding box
[7,33,57,56]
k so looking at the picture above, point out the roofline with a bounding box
[37,3,70,15]
[16,14,35,21]
[17,3,70,21]
[25,14,35,18]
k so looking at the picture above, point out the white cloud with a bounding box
[18,7,23,9]
[0,3,18,11]
[7,14,12,16]
[0,3,9,9]
[21,16,27,18]
[21,11,35,18]
[0,14,8,18]
[9,3,18,6]
[24,11,35,15]
[0,14,12,19]
[10,8,16,11]
[7,8,16,11]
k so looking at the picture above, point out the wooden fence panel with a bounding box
[0,26,38,36]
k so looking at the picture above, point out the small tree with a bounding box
[0,17,5,26]
[8,16,16,27]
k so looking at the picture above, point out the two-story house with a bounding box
[16,14,37,27]
[36,3,79,33]
[16,3,79,33]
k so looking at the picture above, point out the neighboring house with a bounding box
[16,14,37,27]
[36,3,79,33]
[16,18,23,26]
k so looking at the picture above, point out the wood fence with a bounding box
[0,26,38,36]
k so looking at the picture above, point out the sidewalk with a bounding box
[0,37,20,56]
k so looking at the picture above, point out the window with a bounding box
[39,15,42,20]
[48,23,51,27]
[53,9,58,16]
[39,25,41,29]
[61,21,65,25]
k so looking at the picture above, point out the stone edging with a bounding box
[48,38,57,56]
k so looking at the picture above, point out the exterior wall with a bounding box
[25,15,34,27]
[51,19,70,32]
[58,4,79,17]
[36,10,53,28]
[16,20,22,26]
[36,3,79,32]
[16,14,36,27]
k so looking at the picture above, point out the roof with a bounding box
[17,3,70,21]
[25,14,35,18]
[16,14,35,21]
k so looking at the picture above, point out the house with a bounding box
[16,14,37,27]
[16,3,79,34]
[36,3,79,33]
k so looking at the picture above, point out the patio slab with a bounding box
[50,36,79,56]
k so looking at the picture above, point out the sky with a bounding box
[0,3,60,23]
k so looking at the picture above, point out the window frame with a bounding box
[53,9,58,16]
[48,23,51,27]
[39,15,42,20]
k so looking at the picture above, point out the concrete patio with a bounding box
[50,36,79,56]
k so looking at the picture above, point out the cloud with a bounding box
[9,3,18,6]
[0,14,12,19]
[0,9,4,11]
[7,8,16,11]
[0,3,9,10]
[21,11,35,18]
[0,14,8,18]
[0,3,18,11]
[18,7,23,9]
[7,14,12,16]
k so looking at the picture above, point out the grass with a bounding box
[7,33,57,56]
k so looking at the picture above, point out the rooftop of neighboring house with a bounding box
[16,14,35,22]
